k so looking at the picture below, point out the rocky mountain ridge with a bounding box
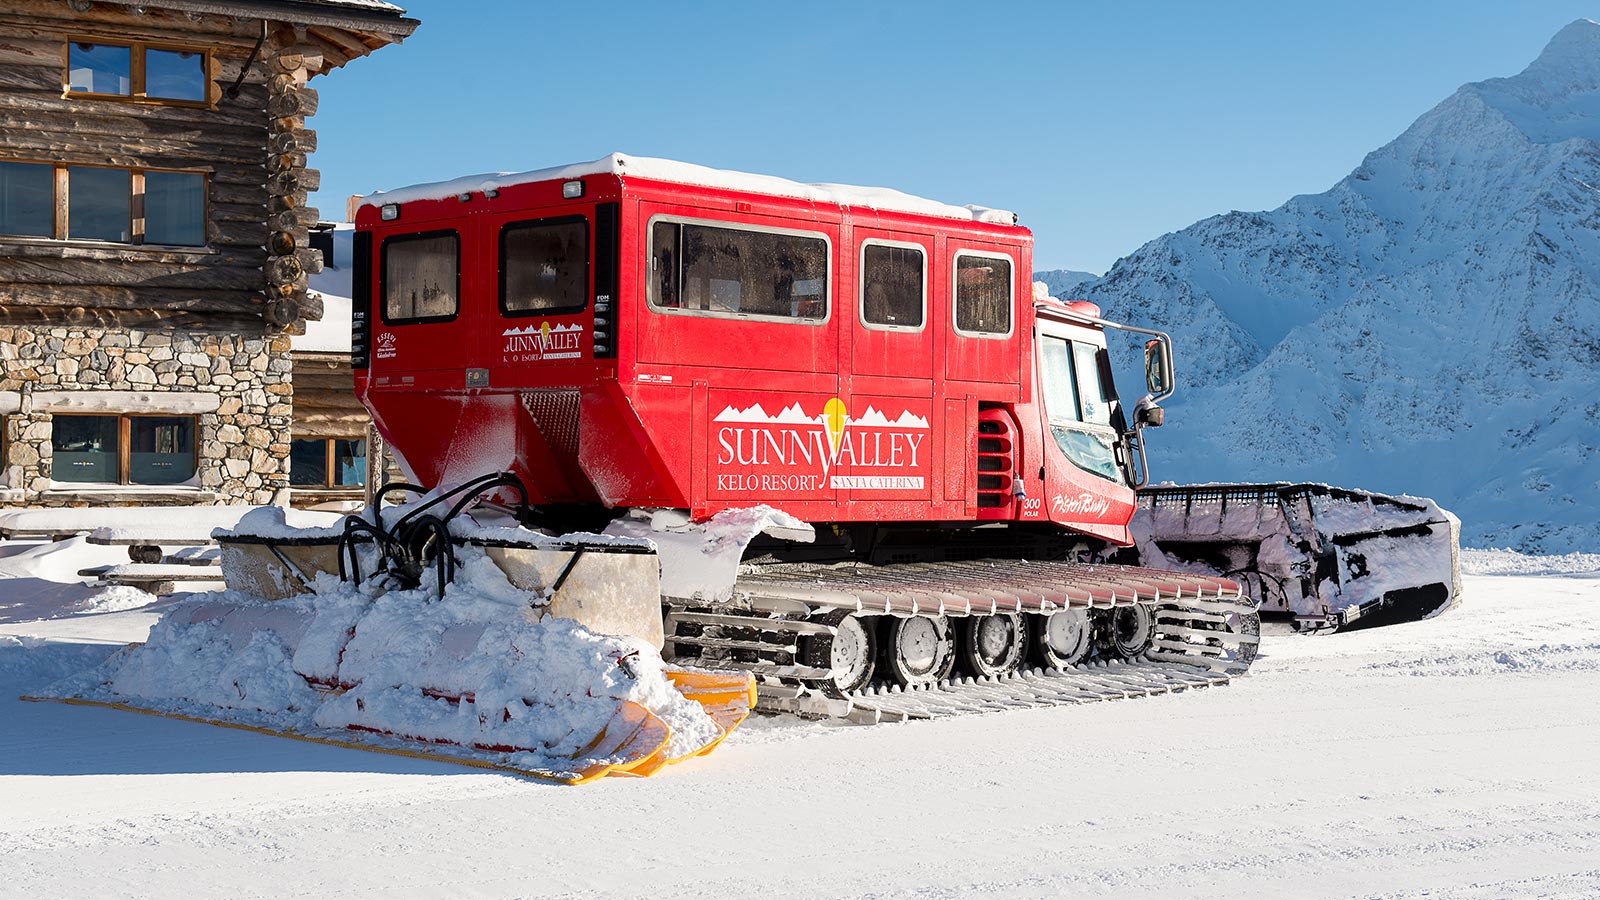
[1040,20,1600,552]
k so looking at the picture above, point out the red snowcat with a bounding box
[35,156,1261,781]
[343,153,1258,719]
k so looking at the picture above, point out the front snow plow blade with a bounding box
[1132,483,1463,631]
[30,477,754,783]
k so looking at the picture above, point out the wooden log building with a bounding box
[0,0,415,508]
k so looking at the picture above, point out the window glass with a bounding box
[68,166,130,242]
[1037,337,1082,424]
[1073,341,1112,426]
[128,416,194,485]
[861,243,923,328]
[650,221,681,308]
[1039,336,1123,484]
[383,232,458,322]
[955,253,1012,335]
[0,162,53,238]
[145,48,206,102]
[51,416,118,483]
[290,439,327,487]
[502,219,587,314]
[334,439,367,487]
[652,221,827,320]
[68,43,130,95]
[143,171,205,246]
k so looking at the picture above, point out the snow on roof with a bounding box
[298,0,406,11]
[360,153,1019,226]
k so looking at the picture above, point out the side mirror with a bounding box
[1137,402,1164,427]
[1144,338,1172,395]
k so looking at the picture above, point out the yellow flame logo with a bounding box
[823,398,849,456]
[539,321,551,347]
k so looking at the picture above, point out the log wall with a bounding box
[0,1,411,507]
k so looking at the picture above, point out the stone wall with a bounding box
[0,325,293,506]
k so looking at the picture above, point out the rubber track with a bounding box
[728,560,1260,722]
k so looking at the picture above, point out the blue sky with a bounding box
[307,1,1596,274]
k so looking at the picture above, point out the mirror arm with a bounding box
[1128,419,1152,489]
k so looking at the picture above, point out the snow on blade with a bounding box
[37,542,723,780]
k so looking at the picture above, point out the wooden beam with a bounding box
[0,282,263,314]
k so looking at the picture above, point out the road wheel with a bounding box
[1111,603,1155,658]
[883,615,956,687]
[959,613,1028,679]
[1033,609,1092,669]
[802,610,877,698]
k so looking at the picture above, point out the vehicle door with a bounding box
[365,212,483,390]
[1034,321,1136,537]
[636,204,841,511]
[843,227,935,505]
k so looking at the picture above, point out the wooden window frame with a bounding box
[62,37,216,109]
[51,413,199,486]
[0,158,208,247]
[291,437,367,490]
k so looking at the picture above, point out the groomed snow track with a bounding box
[665,560,1259,722]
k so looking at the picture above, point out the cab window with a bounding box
[954,251,1012,336]
[650,219,828,322]
[382,231,458,323]
[1038,335,1122,484]
[501,216,587,316]
[861,242,924,329]
[1073,341,1113,426]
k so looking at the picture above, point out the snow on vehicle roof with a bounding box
[359,153,1019,226]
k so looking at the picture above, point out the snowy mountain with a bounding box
[1075,20,1600,553]
[1033,268,1100,297]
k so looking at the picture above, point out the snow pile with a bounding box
[0,635,120,694]
[1054,19,1600,553]
[604,505,813,602]
[213,504,353,541]
[0,536,169,624]
[0,505,263,542]
[44,544,719,768]
[1461,547,1600,576]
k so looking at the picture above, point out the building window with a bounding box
[382,231,459,323]
[649,218,829,322]
[501,216,588,315]
[0,162,205,246]
[143,170,205,245]
[69,166,131,242]
[0,162,53,238]
[290,438,366,488]
[52,415,196,485]
[860,241,925,330]
[67,41,209,104]
[953,251,1013,337]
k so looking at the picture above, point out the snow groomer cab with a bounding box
[351,153,1175,547]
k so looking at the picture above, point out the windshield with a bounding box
[1037,334,1124,485]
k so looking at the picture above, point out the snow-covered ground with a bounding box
[1,550,1597,899]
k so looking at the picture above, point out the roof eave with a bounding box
[132,0,418,41]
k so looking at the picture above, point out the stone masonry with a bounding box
[0,325,293,506]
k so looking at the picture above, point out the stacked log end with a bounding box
[263,33,324,334]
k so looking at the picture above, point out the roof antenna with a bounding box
[225,19,267,101]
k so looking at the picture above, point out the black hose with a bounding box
[334,472,534,596]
